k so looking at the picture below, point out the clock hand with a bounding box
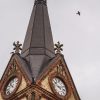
[56,85,62,91]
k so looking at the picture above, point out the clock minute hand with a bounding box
[57,85,62,90]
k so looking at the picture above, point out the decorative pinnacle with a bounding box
[35,0,47,5]
[13,41,22,54]
[54,41,63,54]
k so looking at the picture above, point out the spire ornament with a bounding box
[35,0,47,5]
[13,41,22,54]
[54,41,63,54]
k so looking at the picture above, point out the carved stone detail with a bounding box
[7,59,18,76]
[57,64,65,76]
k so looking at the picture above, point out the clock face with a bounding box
[5,77,19,96]
[52,77,67,96]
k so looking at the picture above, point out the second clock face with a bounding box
[5,77,19,96]
[52,77,67,96]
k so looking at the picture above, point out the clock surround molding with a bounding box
[1,72,22,99]
[49,73,71,100]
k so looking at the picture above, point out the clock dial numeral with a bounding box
[52,77,67,96]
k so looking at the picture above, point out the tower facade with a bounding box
[0,0,80,100]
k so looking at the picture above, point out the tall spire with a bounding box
[21,0,55,80]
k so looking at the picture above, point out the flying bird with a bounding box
[76,11,81,16]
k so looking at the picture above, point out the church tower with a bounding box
[0,0,80,100]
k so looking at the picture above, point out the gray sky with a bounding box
[0,0,100,100]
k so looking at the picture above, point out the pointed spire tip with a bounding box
[35,0,47,5]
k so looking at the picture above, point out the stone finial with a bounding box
[13,41,22,54]
[54,41,63,54]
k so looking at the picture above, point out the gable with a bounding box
[36,54,80,100]
[0,54,32,100]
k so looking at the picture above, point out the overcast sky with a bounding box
[0,0,100,100]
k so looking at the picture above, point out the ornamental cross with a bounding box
[13,41,22,54]
[54,41,63,54]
